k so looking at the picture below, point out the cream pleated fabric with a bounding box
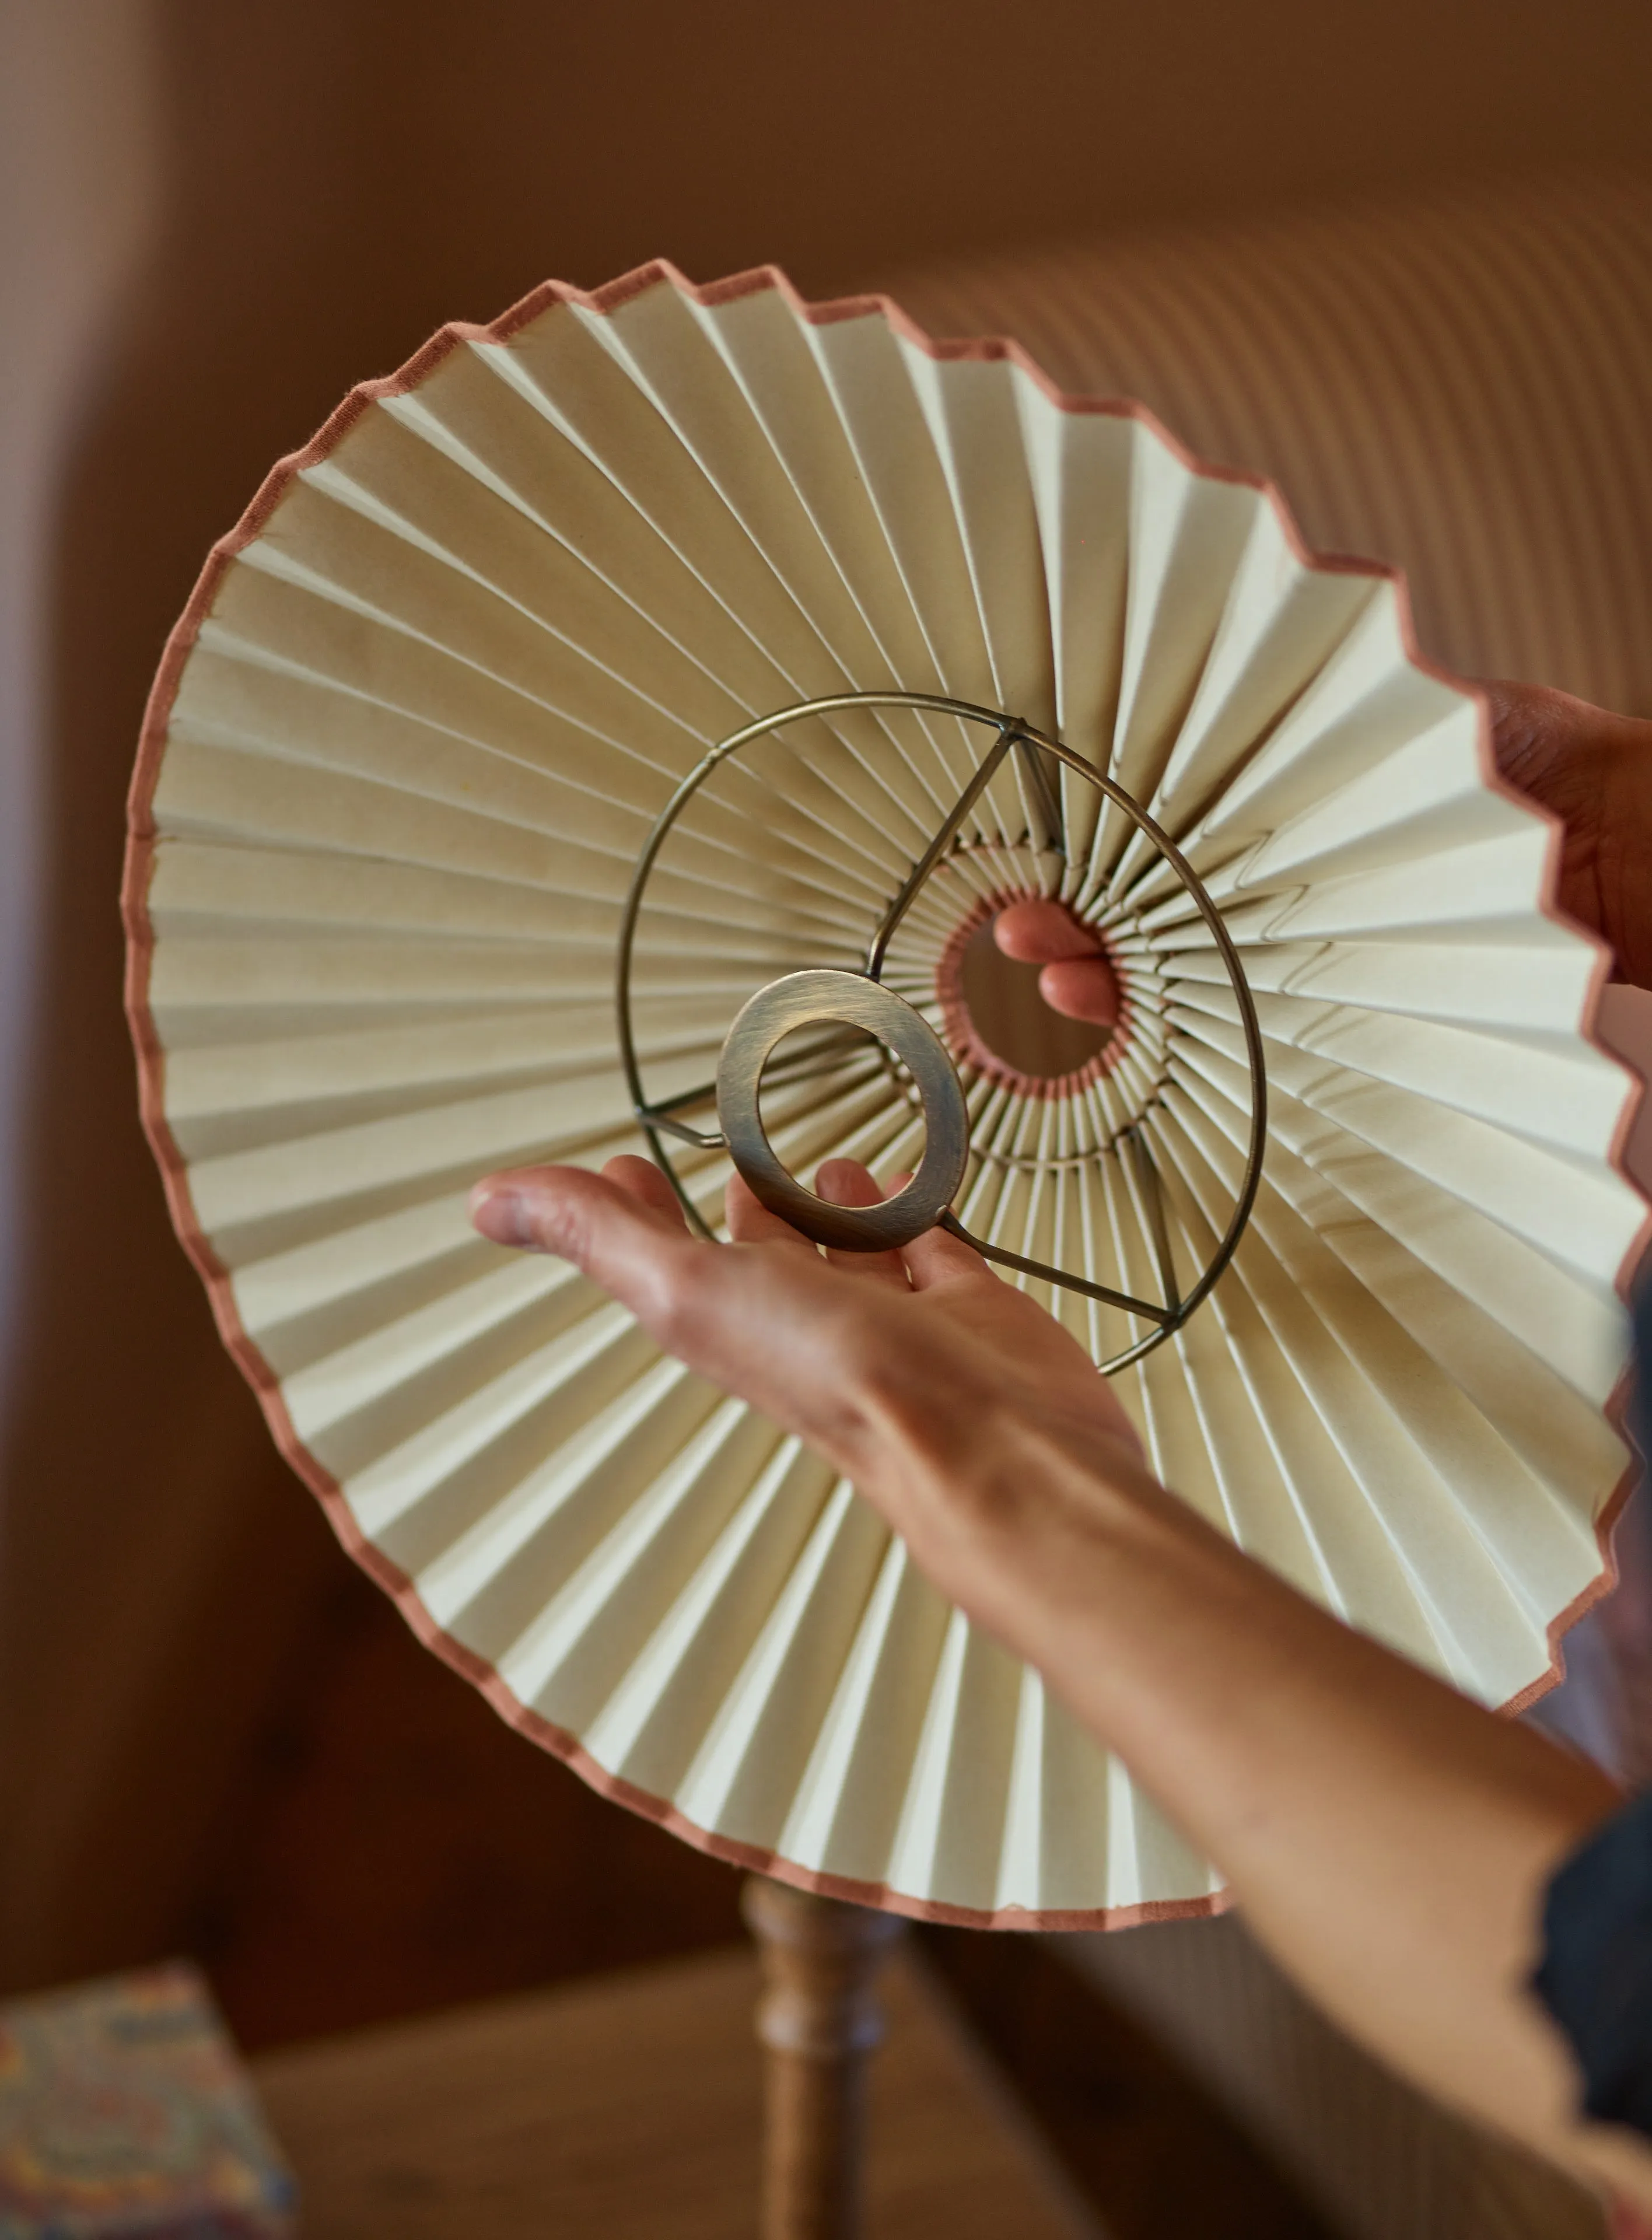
[888,170,1652,718]
[126,263,1648,1925]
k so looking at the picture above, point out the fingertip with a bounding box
[470,1162,607,1257]
[470,1177,534,1250]
[993,897,1101,964]
[471,1160,687,1266]
[816,1157,883,1208]
[1038,955,1121,1026]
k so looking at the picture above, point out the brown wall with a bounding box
[5,0,1652,1991]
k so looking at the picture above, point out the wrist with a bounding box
[865,1378,1178,1648]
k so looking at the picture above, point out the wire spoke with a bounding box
[617,690,1265,1371]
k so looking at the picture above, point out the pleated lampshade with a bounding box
[125,261,1651,1926]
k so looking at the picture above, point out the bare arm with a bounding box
[470,681,1652,2199]
[472,1153,1639,2199]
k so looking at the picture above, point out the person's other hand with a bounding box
[992,897,1122,1024]
[999,684,1652,1004]
[1483,681,1652,991]
[469,1154,1147,1639]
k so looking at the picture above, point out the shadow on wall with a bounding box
[5,0,1652,1995]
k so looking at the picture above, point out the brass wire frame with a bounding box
[616,692,1268,1374]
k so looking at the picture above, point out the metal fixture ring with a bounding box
[716,970,970,1251]
[615,691,1268,1373]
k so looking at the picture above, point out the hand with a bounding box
[1484,680,1652,990]
[998,685,1652,1006]
[470,1154,1147,1642]
[992,897,1122,1024]
[470,1152,1629,2207]
[468,1149,1632,2204]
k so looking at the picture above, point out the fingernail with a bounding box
[471,1182,534,1248]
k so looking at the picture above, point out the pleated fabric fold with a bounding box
[125,261,1648,1926]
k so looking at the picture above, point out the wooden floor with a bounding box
[197,1568,1332,2239]
[253,1943,1096,2240]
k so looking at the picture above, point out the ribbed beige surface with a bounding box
[891,169,1652,713]
[880,169,1651,2236]
[127,250,1646,1931]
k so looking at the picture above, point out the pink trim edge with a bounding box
[122,257,1652,1932]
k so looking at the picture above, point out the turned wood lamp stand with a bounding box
[742,1877,906,2240]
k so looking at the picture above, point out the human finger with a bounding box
[1486,679,1611,789]
[474,1164,806,1379]
[473,1161,699,1272]
[874,1170,996,1290]
[1038,955,1122,1027]
[817,1158,912,1288]
[474,1164,887,1466]
[725,1168,820,1254]
[1483,678,1652,986]
[602,1153,690,1229]
[902,1213,999,1290]
[993,897,1100,962]
[990,900,1122,1023]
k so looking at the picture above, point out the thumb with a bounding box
[471,1162,703,1315]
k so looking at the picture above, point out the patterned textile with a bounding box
[0,1965,295,2238]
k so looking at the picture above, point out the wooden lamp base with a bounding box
[742,1877,907,2240]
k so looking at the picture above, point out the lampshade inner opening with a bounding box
[956,914,1116,1080]
[758,1021,925,1199]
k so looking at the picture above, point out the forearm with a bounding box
[474,1159,1649,2198]
[877,1397,1630,2181]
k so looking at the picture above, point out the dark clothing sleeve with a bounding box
[1535,1789,1652,2139]
[1531,1277,1652,2138]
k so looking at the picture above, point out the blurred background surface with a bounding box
[4,4,1651,2234]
